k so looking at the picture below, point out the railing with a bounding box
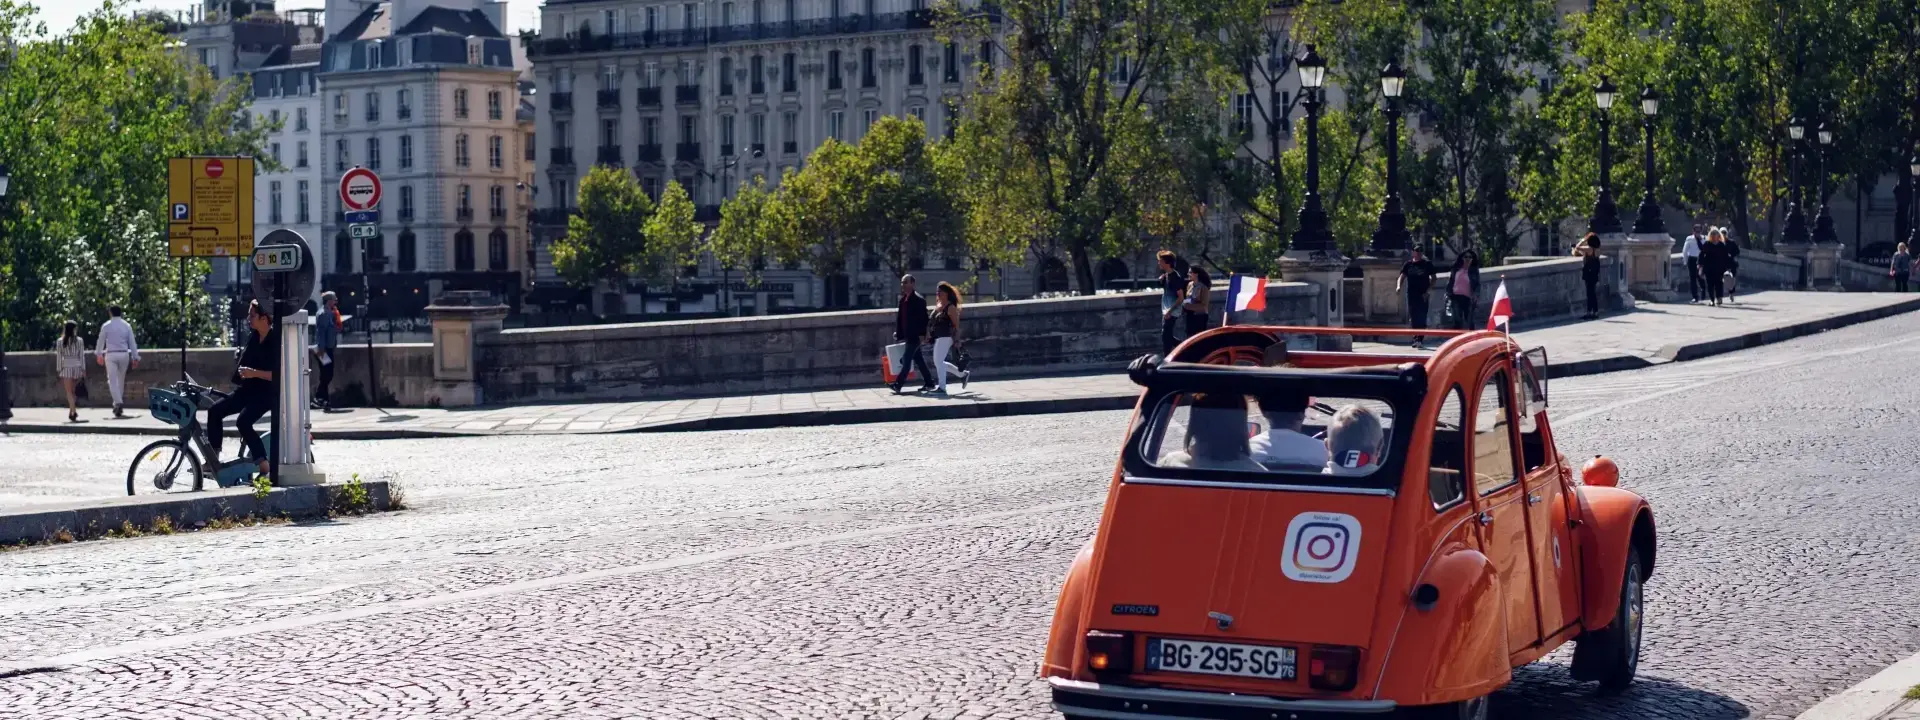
[695,205,721,222]
[456,207,475,222]
[721,143,735,157]
[397,106,411,120]
[637,144,664,163]
[750,142,766,157]
[675,142,701,162]
[365,110,380,123]
[530,207,577,226]
[597,145,623,165]
[549,92,572,111]
[550,147,574,165]
[526,8,979,59]
[490,207,508,220]
[675,84,701,105]
[637,87,662,107]
[597,89,621,108]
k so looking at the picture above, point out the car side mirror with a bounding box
[1582,455,1619,487]
[1128,353,1162,387]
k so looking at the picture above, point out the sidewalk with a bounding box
[1798,651,1920,720]
[4,290,1916,438]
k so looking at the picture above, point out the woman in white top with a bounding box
[53,320,88,423]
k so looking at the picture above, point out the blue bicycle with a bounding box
[127,376,310,496]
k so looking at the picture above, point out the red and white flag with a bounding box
[1487,279,1514,331]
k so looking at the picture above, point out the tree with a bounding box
[0,1,272,351]
[641,179,700,285]
[711,174,773,285]
[551,166,653,299]
[850,116,964,278]
[763,140,862,276]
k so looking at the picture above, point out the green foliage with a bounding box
[251,473,272,500]
[764,140,862,276]
[0,0,271,351]
[762,118,964,279]
[552,165,653,291]
[711,174,773,283]
[640,180,700,284]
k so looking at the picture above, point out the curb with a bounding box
[632,394,1143,433]
[0,421,471,441]
[0,481,392,546]
[1659,296,1920,362]
[1796,650,1920,720]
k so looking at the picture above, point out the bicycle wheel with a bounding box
[127,440,205,496]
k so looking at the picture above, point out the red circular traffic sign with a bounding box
[205,159,225,178]
[339,166,382,212]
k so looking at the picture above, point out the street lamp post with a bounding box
[1590,76,1623,235]
[1813,122,1838,244]
[1291,45,1334,255]
[1632,88,1666,235]
[1263,13,1288,252]
[1782,118,1810,245]
[702,149,759,315]
[0,162,11,422]
[1369,61,1410,257]
[1910,152,1920,247]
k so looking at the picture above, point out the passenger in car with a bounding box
[1160,393,1267,472]
[1249,390,1330,471]
[1324,404,1386,476]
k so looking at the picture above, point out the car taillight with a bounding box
[1308,646,1361,691]
[1085,630,1133,675]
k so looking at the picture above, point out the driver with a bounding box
[1250,390,1329,470]
[207,301,279,475]
[1324,404,1386,476]
[1160,393,1265,472]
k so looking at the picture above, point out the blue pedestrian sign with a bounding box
[344,210,378,224]
[172,203,190,221]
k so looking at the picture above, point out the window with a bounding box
[719,57,734,95]
[908,105,925,128]
[335,138,349,171]
[642,175,659,200]
[1473,372,1520,496]
[297,180,310,223]
[1233,93,1254,136]
[365,91,380,122]
[681,115,697,143]
[944,104,959,139]
[489,229,509,270]
[400,185,415,220]
[489,135,504,169]
[335,232,351,273]
[269,181,283,224]
[720,114,736,155]
[1429,387,1468,508]
[831,0,842,18]
[1517,352,1549,472]
[601,64,619,91]
[785,0,795,22]
[683,2,696,28]
[782,53,797,92]
[466,38,482,66]
[828,110,844,140]
[978,41,993,75]
[1114,55,1131,84]
[455,230,476,271]
[861,48,876,88]
[557,120,572,147]
[526,132,537,162]
[456,134,471,167]
[397,230,417,272]
[488,90,503,121]
[782,111,798,154]
[556,69,574,93]
[603,118,620,147]
[908,45,924,85]
[394,89,411,121]
[490,185,506,217]
[399,135,413,169]
[861,108,878,137]
[297,141,309,168]
[454,88,469,119]
[296,107,308,132]
[641,117,659,145]
[645,6,659,31]
[333,92,348,121]
[268,109,281,127]
[750,55,764,94]
[366,137,381,170]
[944,42,959,83]
[459,184,473,213]
[270,143,282,166]
[750,113,765,152]
[1142,392,1394,478]
[828,50,843,90]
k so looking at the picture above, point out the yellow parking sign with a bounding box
[166,157,255,258]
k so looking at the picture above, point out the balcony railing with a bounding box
[637,144,663,163]
[530,207,577,226]
[720,143,735,157]
[550,147,574,166]
[674,85,701,105]
[750,142,766,157]
[549,92,572,111]
[365,111,380,123]
[456,207,475,222]
[526,8,977,59]
[675,142,701,162]
[398,106,412,120]
[637,87,662,108]
[694,205,721,222]
[597,145,623,165]
[597,89,621,109]
[490,207,508,220]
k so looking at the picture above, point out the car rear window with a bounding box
[1142,391,1397,478]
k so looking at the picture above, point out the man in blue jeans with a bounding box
[890,274,933,394]
[1157,251,1187,354]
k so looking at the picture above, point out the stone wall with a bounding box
[1837,258,1897,292]
[1441,254,1630,328]
[2,344,437,409]
[1663,249,1805,294]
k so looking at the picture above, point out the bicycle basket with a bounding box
[148,388,196,426]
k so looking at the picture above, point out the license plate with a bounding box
[1145,637,1296,681]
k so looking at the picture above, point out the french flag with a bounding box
[1487,279,1514,331]
[1227,275,1268,313]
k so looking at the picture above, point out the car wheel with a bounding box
[1573,545,1644,693]
[1403,695,1489,720]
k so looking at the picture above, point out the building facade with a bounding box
[248,51,327,293]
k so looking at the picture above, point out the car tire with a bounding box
[1402,695,1489,720]
[1572,544,1644,693]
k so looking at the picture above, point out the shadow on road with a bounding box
[1493,663,1749,719]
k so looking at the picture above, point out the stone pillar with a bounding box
[1802,244,1842,290]
[1279,250,1352,351]
[426,291,510,407]
[1620,233,1682,301]
[1355,256,1405,326]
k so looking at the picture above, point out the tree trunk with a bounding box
[1069,238,1097,296]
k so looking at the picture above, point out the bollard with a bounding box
[0,348,12,421]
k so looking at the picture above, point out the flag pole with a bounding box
[1222,274,1233,328]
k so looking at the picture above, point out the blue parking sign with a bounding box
[171,203,190,221]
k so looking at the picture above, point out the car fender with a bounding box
[1041,538,1098,679]
[1574,485,1656,632]
[1373,544,1510,705]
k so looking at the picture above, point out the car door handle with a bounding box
[1477,512,1494,526]
[1526,493,1542,506]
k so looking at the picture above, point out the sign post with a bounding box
[340,167,384,413]
[251,229,324,488]
[167,156,257,381]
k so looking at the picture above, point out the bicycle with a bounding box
[127,375,311,496]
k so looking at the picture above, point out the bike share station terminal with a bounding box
[252,229,327,488]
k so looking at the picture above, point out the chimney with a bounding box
[481,1,506,33]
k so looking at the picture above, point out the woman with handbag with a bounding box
[54,320,88,423]
[927,282,972,395]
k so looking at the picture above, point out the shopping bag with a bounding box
[885,343,907,376]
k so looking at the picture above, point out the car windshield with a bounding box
[1142,391,1397,478]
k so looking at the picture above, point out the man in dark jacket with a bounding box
[891,274,933,393]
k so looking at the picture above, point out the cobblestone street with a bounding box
[6,313,1920,718]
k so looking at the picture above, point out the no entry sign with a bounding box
[339,166,382,212]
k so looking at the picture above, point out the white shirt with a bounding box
[1249,429,1330,469]
[1682,235,1702,258]
[96,317,139,359]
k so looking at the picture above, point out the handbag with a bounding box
[74,378,91,401]
[953,346,971,372]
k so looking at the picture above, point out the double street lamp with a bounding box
[1291,45,1335,256]
[1782,118,1810,245]
[1632,87,1666,235]
[1812,122,1839,245]
[1369,61,1411,257]
[1590,77,1624,235]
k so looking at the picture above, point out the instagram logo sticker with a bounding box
[1281,512,1363,583]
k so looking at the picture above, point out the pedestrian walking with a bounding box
[1182,265,1212,340]
[927,282,971,395]
[1397,247,1436,349]
[54,320,88,423]
[889,274,934,394]
[1156,250,1188,354]
[1682,223,1705,303]
[1445,250,1482,330]
[94,306,139,418]
[1698,228,1729,307]
[312,291,342,410]
[1722,227,1740,303]
[208,301,278,473]
[1576,234,1603,319]
[1892,242,1912,292]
